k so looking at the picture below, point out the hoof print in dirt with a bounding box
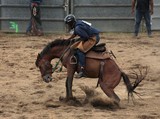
[45,103,61,108]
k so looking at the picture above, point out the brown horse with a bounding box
[35,38,143,105]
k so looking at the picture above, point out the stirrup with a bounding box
[70,55,77,64]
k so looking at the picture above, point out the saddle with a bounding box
[91,43,106,52]
[70,43,112,64]
[86,43,111,60]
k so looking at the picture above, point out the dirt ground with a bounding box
[0,32,160,119]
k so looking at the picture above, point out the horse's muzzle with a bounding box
[42,74,52,83]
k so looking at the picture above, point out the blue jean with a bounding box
[76,49,85,67]
[26,20,32,33]
[135,10,151,35]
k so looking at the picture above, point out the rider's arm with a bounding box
[74,26,89,40]
[67,34,76,40]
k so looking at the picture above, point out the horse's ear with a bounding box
[35,53,41,67]
[37,53,40,60]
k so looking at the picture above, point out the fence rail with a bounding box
[0,0,159,33]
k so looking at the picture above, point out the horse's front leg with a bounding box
[59,72,75,102]
[65,73,82,106]
[66,76,74,99]
[59,57,80,105]
[65,65,76,100]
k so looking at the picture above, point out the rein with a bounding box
[52,40,72,73]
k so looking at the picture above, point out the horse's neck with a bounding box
[53,45,69,58]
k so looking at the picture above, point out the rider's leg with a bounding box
[76,49,85,78]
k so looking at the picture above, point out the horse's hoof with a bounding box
[59,96,82,106]
[59,96,66,102]
[67,98,82,106]
[59,96,76,102]
[113,101,121,109]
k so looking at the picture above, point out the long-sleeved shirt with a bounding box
[73,20,100,40]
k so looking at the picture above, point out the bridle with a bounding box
[36,39,77,76]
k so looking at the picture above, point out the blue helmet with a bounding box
[64,14,76,24]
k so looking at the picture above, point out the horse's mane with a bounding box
[35,38,77,67]
[35,39,71,66]
[40,38,71,57]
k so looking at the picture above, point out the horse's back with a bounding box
[86,51,110,60]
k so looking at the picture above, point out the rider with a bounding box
[64,14,100,78]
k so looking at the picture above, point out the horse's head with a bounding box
[35,53,53,83]
[35,39,74,83]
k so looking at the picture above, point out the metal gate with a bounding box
[0,0,69,33]
[0,0,160,33]
[71,0,134,32]
[71,0,160,32]
[152,0,160,30]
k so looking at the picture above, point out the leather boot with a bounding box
[75,67,85,78]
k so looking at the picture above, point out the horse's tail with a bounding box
[121,71,142,94]
[121,72,133,93]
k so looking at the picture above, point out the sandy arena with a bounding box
[0,32,160,119]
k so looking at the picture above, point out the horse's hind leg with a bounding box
[99,59,122,105]
[100,82,120,105]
